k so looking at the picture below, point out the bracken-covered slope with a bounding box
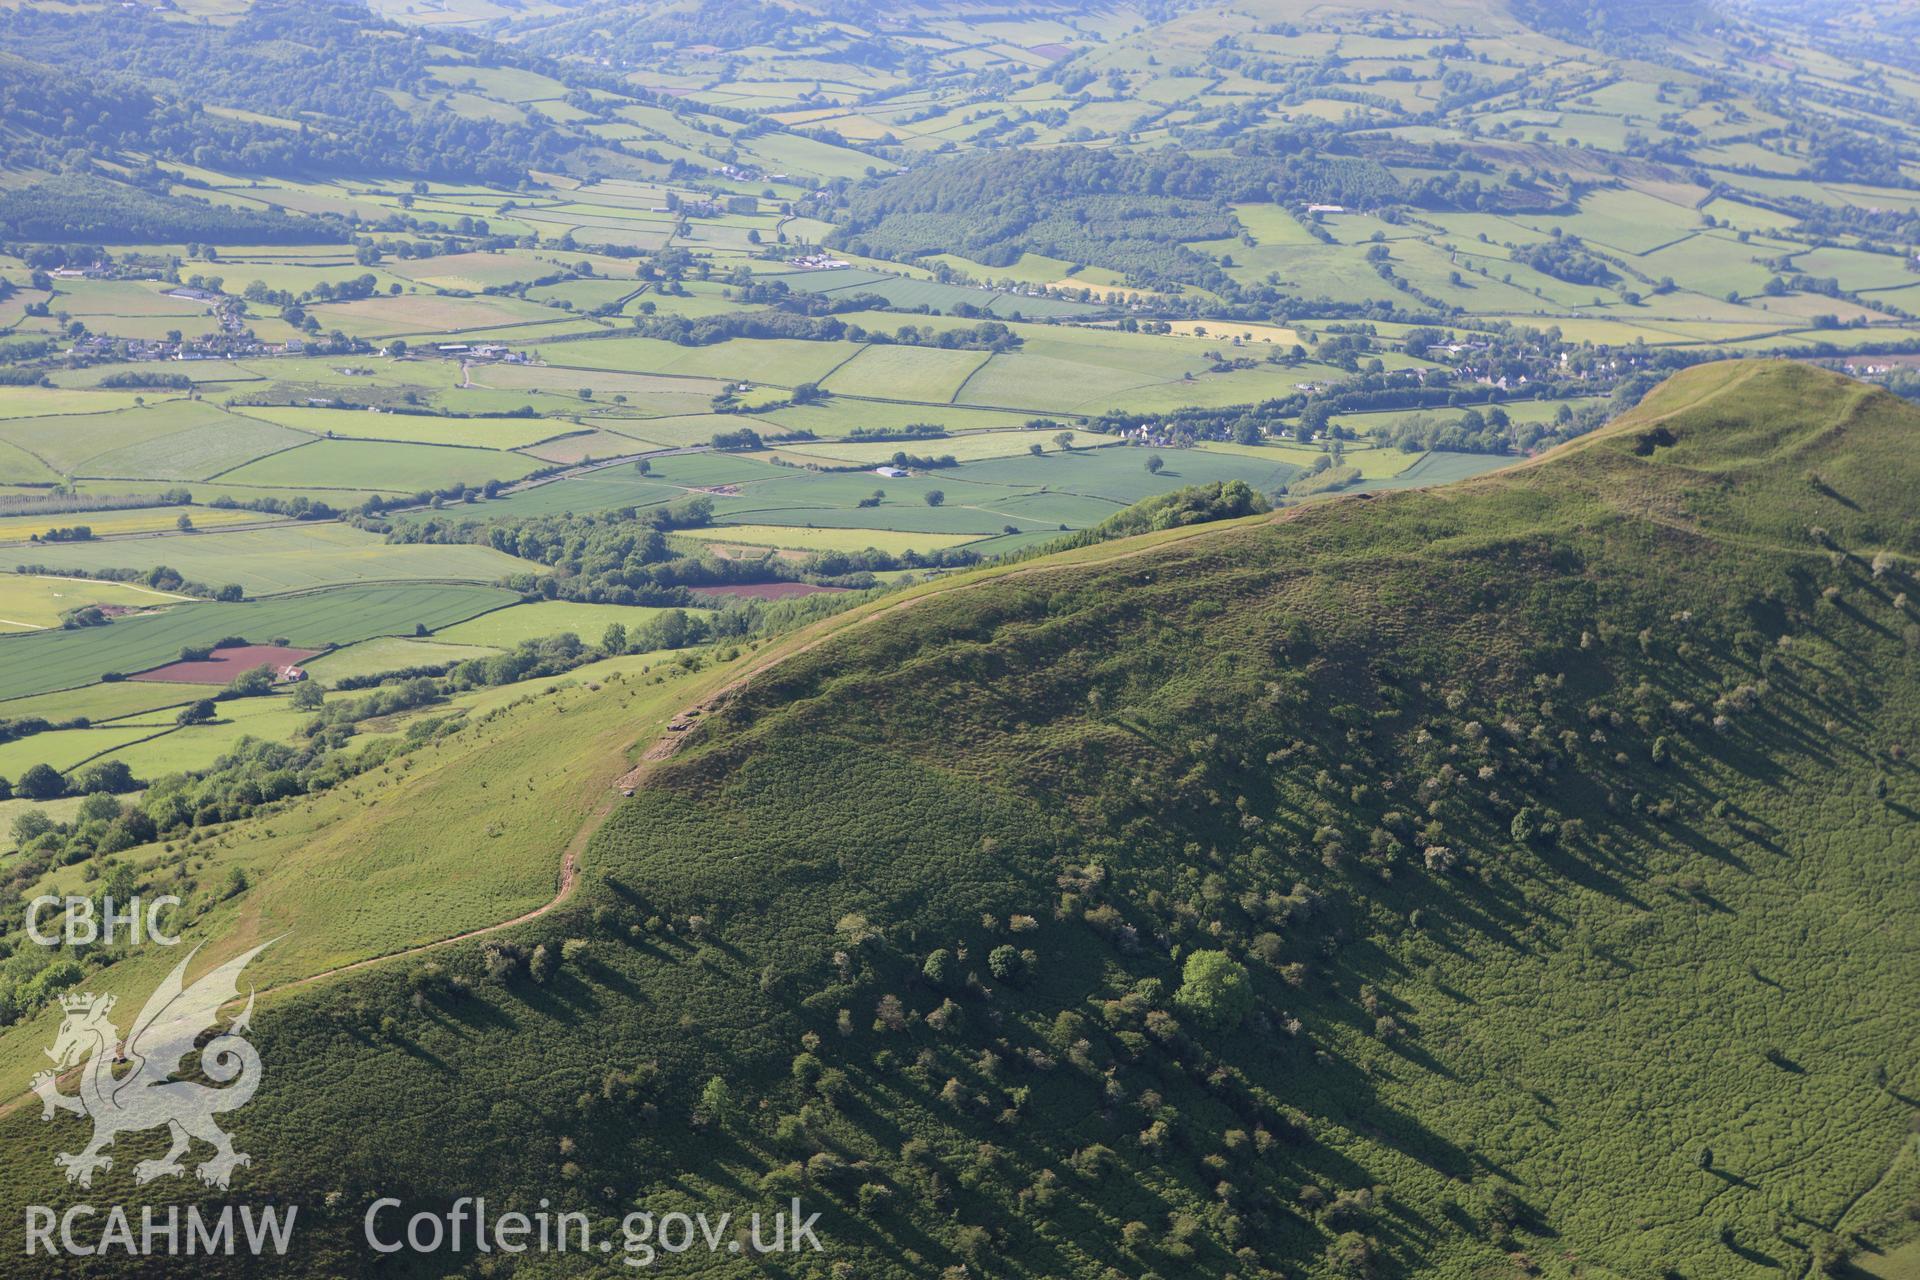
[1,361,1915,1279]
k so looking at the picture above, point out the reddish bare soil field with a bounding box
[133,644,321,683]
[688,583,850,601]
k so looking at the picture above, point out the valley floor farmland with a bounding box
[1,0,1919,1272]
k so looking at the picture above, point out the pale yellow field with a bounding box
[1044,278,1181,303]
[0,573,193,631]
[1167,320,1301,346]
[0,504,274,544]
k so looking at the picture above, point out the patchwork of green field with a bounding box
[688,524,983,554]
[818,343,993,402]
[755,399,1037,436]
[519,428,646,464]
[9,522,539,596]
[629,282,749,321]
[561,437,1314,541]
[87,698,322,778]
[461,469,686,518]
[472,362,731,408]
[1336,448,1513,490]
[920,251,1090,288]
[0,573,191,631]
[1729,324,1920,352]
[544,336,867,386]
[3,0,1920,1271]
[79,414,312,482]
[955,349,1303,415]
[0,400,309,479]
[770,427,1119,465]
[386,250,565,291]
[574,413,752,448]
[415,317,614,345]
[234,404,574,450]
[67,478,397,509]
[46,278,218,321]
[0,722,181,778]
[640,450,787,488]
[1326,398,1606,441]
[1193,439,1416,481]
[306,292,565,338]
[526,278,637,309]
[216,439,546,490]
[0,582,518,701]
[1229,202,1319,246]
[707,488,1041,537]
[949,443,1302,505]
[763,265,1104,318]
[0,677,220,724]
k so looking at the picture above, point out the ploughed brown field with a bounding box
[687,583,851,600]
[133,644,321,683]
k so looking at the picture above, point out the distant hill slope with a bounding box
[0,362,1914,1278]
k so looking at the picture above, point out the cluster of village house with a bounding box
[68,333,306,361]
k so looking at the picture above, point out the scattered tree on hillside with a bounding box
[1174,951,1254,1029]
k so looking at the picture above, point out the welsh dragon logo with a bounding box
[31,941,272,1191]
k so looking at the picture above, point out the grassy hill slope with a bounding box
[0,362,1915,1278]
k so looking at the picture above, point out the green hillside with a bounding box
[0,362,1915,1278]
